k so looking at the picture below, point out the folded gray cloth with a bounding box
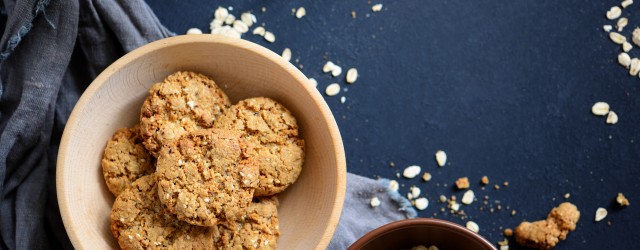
[0,1,410,249]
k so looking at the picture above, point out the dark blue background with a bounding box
[147,1,640,249]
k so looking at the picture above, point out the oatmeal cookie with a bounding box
[110,175,214,250]
[214,97,304,196]
[214,196,280,249]
[140,71,230,157]
[101,125,154,196]
[156,129,259,226]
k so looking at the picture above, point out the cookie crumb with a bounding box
[351,11,357,18]
[494,184,500,190]
[455,177,470,189]
[564,193,571,199]
[606,111,619,125]
[371,4,383,12]
[439,195,447,203]
[480,176,489,185]
[616,193,630,206]
[422,172,432,182]
[370,197,381,207]
[295,7,306,19]
[595,207,607,222]
[511,210,517,216]
[389,162,395,167]
[514,202,580,249]
[503,181,509,187]
[504,228,513,237]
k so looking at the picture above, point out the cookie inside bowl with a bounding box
[57,35,346,249]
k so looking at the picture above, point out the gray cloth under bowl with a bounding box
[0,0,413,249]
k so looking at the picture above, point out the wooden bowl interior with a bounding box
[57,35,345,249]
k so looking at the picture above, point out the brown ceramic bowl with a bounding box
[57,35,346,249]
[349,218,497,250]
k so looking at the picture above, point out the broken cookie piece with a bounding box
[514,202,580,249]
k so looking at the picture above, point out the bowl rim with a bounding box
[348,218,497,250]
[56,35,346,250]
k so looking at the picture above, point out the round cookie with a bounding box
[110,175,214,250]
[213,196,280,249]
[156,129,259,226]
[101,125,154,196]
[214,97,305,196]
[140,71,230,157]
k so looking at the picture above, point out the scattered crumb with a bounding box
[439,195,447,203]
[388,180,399,192]
[422,172,432,182]
[351,11,356,18]
[415,197,429,210]
[606,111,619,125]
[494,184,500,190]
[340,96,346,104]
[295,7,306,19]
[564,193,570,199]
[503,181,509,187]
[514,202,580,249]
[594,207,607,222]
[371,3,383,12]
[504,228,513,237]
[389,162,395,167]
[498,238,509,246]
[370,197,381,207]
[511,210,517,216]
[481,176,489,185]
[455,177,470,189]
[616,193,630,206]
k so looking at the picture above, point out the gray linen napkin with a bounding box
[0,1,411,249]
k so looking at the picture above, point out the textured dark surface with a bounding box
[147,1,639,249]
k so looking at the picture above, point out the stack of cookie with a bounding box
[101,71,305,249]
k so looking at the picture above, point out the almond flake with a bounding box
[606,111,618,124]
[331,65,342,77]
[591,102,610,116]
[186,28,203,35]
[252,26,266,36]
[214,7,229,21]
[296,7,306,19]
[224,14,236,25]
[372,4,383,12]
[634,28,640,47]
[264,31,275,43]
[617,17,628,31]
[610,32,627,44]
[466,221,479,233]
[630,58,640,75]
[623,42,633,52]
[325,83,340,96]
[606,6,622,20]
[402,165,421,178]
[346,68,358,83]
[241,12,256,27]
[323,61,336,73]
[281,48,292,61]
[594,207,607,222]
[618,52,631,68]
[622,0,633,8]
[435,150,447,167]
[232,20,249,33]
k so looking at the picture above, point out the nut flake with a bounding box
[461,190,475,205]
[346,68,358,83]
[631,58,640,75]
[296,7,306,19]
[403,165,421,178]
[370,197,381,207]
[241,12,256,26]
[466,221,479,233]
[594,207,607,222]
[618,52,631,69]
[282,48,292,61]
[606,6,622,20]
[591,102,610,116]
[622,0,633,8]
[323,61,336,72]
[214,7,229,21]
[435,150,447,167]
[224,14,236,25]
[610,32,627,44]
[415,197,429,210]
[331,65,343,77]
[606,111,619,124]
[633,28,640,47]
[232,20,249,33]
[603,25,613,32]
[264,31,276,43]
[186,28,203,35]
[388,180,399,191]
[252,26,266,36]
[372,4,383,12]
[623,42,633,52]
[325,83,340,96]
[308,78,318,88]
[617,17,628,31]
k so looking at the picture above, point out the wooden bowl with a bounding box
[57,35,346,249]
[348,218,496,250]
